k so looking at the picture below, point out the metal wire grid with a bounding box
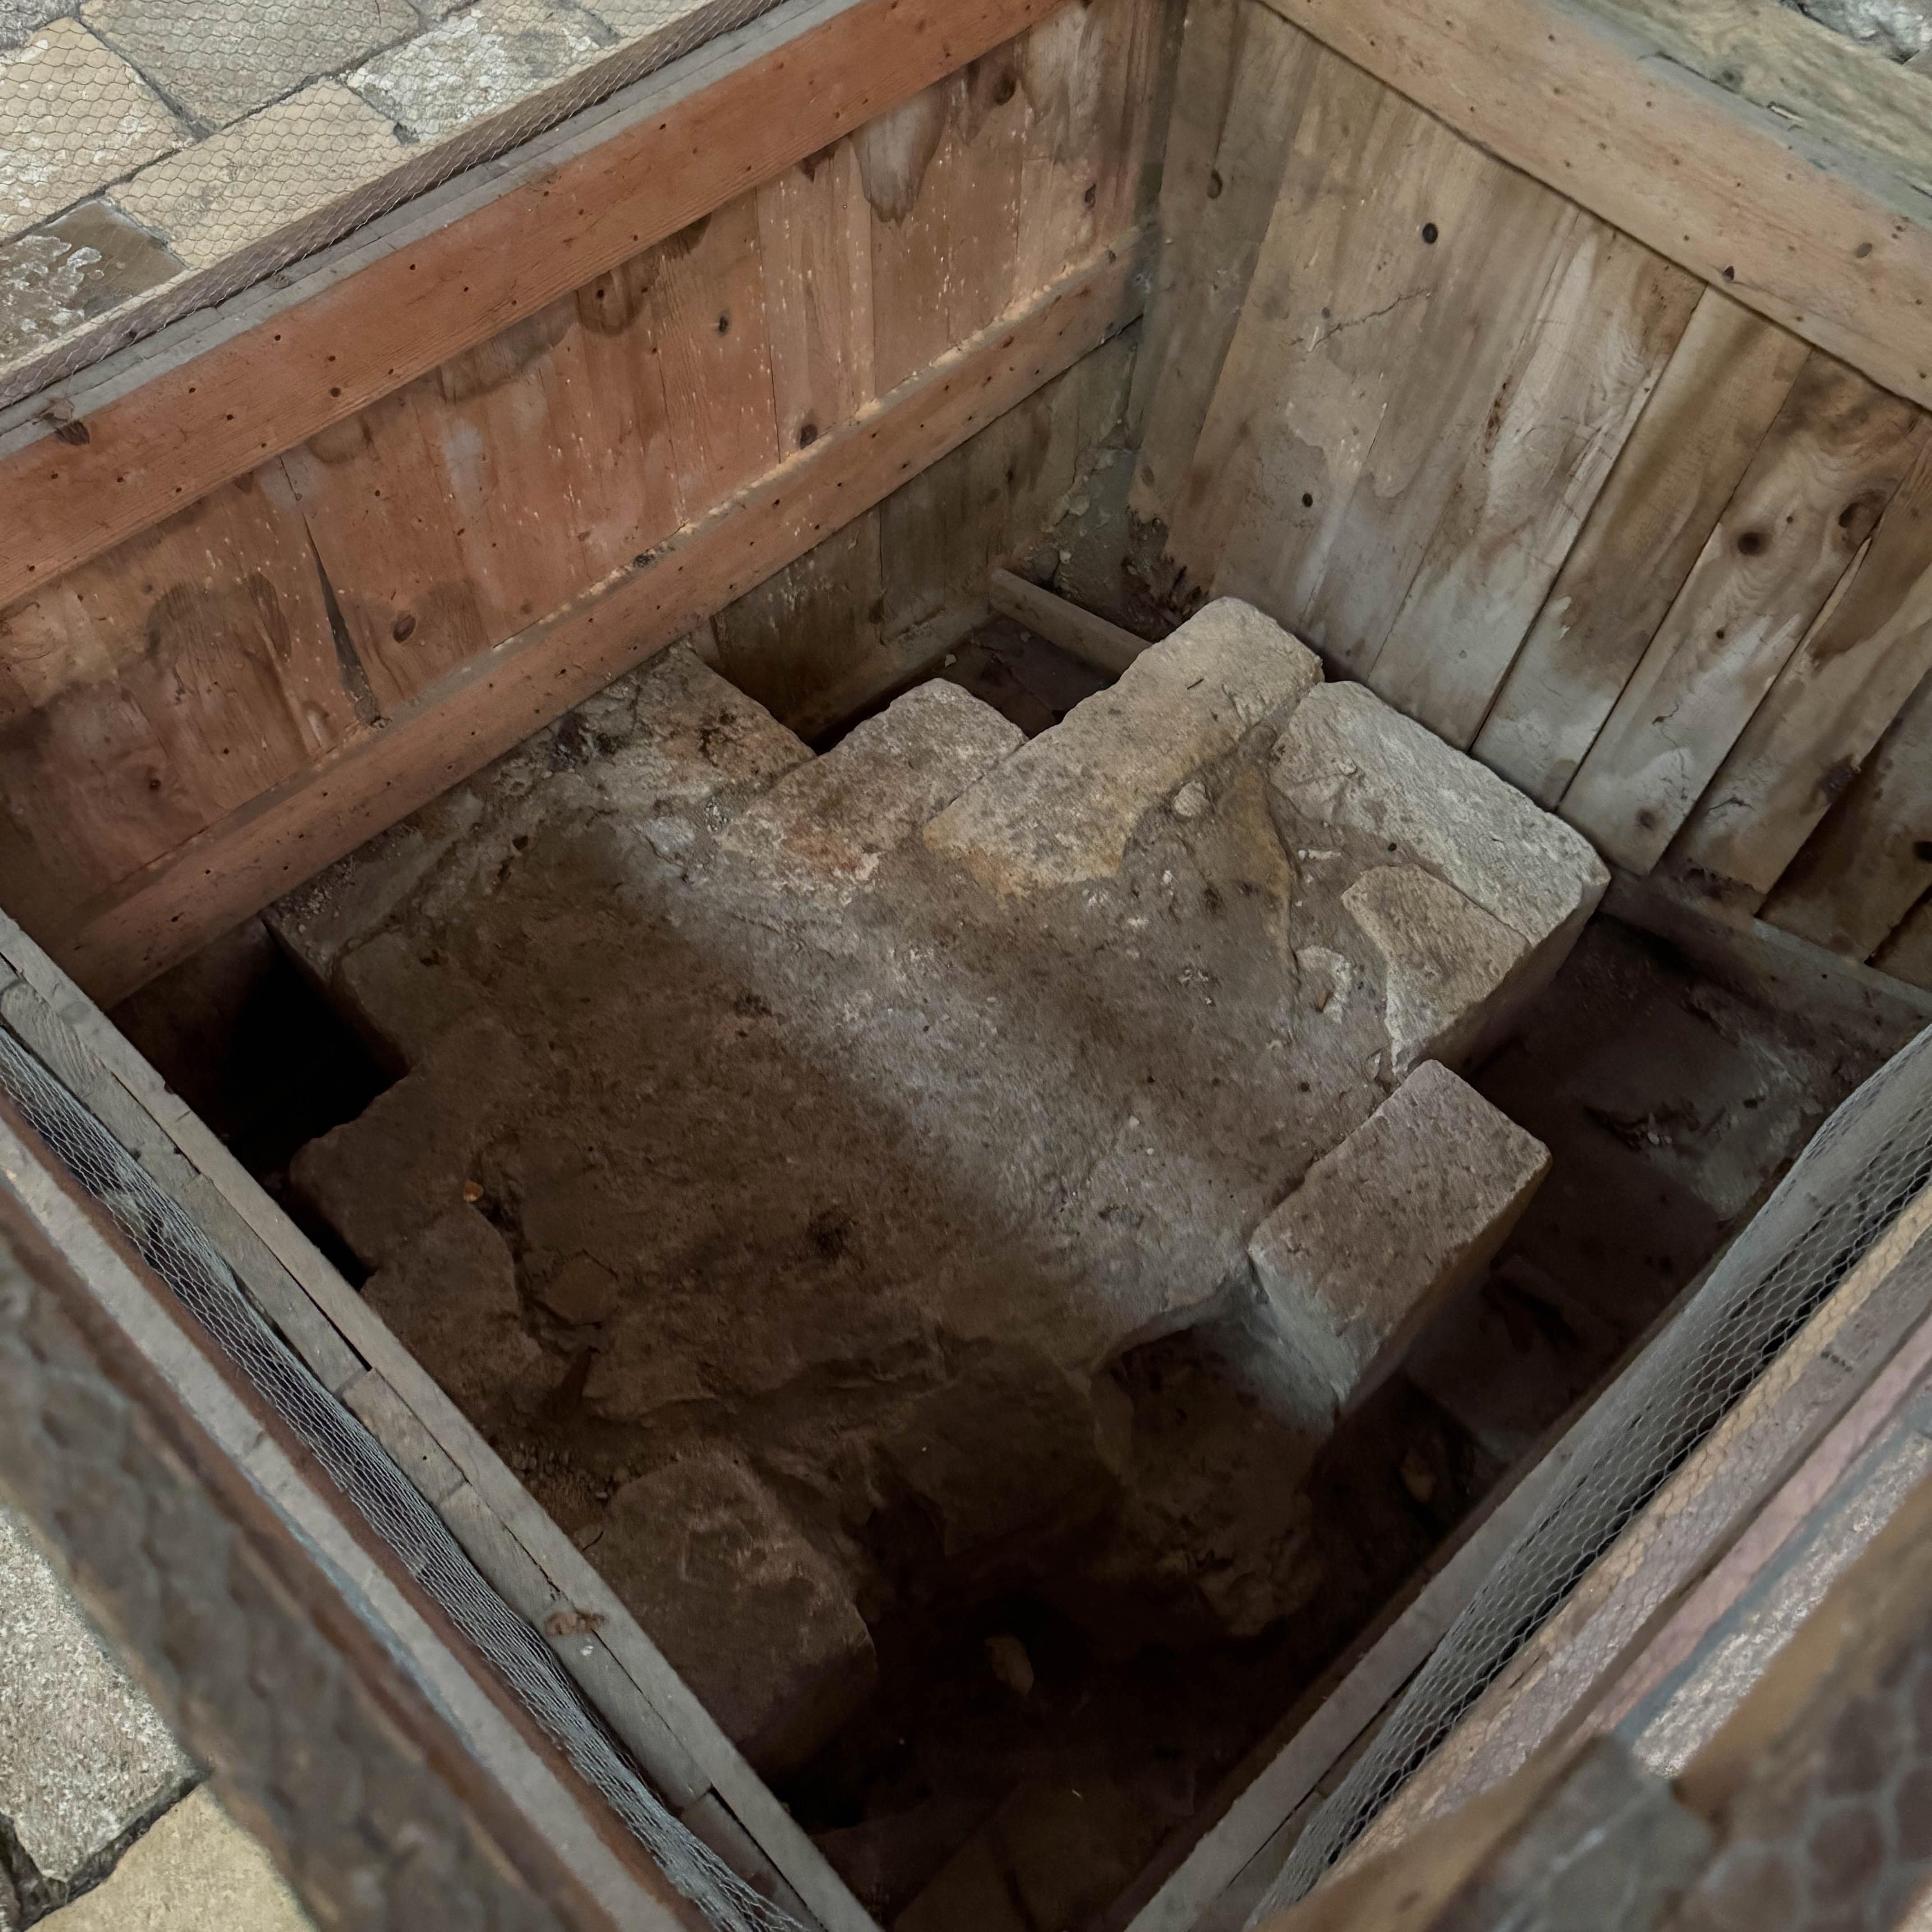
[0,1020,800,1932]
[1255,1023,1932,1918]
[0,0,784,413]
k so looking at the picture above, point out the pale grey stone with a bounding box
[1784,0,1932,58]
[1343,865,1527,1075]
[1248,1062,1550,1427]
[0,1509,194,1884]
[592,1450,877,1776]
[722,680,1022,902]
[349,0,611,144]
[82,0,418,125]
[110,83,403,270]
[38,1787,315,1931]
[0,0,66,53]
[0,199,179,370]
[925,598,1320,894]
[1272,679,1607,1028]
[0,22,180,239]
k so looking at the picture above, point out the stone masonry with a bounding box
[273,598,1604,1776]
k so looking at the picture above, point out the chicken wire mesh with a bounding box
[1254,1021,1932,1919]
[0,0,783,411]
[0,1019,803,1932]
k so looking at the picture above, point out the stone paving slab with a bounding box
[0,198,181,365]
[112,81,405,270]
[0,1508,194,1888]
[0,20,181,241]
[40,1787,316,1932]
[82,0,421,128]
[350,0,612,144]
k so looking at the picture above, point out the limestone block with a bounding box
[1248,1062,1550,1427]
[0,201,179,368]
[925,598,1320,894]
[82,0,417,125]
[350,0,610,143]
[111,83,404,271]
[1273,681,1608,1033]
[591,645,812,818]
[723,681,1022,898]
[290,1019,528,1265]
[0,23,180,239]
[1342,865,1527,1075]
[359,1205,546,1417]
[0,0,64,51]
[0,1509,193,1886]
[592,1451,876,1776]
[39,1787,316,1932]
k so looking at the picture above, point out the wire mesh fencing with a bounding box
[0,0,783,411]
[0,1019,802,1932]
[1254,1021,1932,1918]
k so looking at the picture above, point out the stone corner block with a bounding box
[1248,1061,1550,1426]
[923,596,1320,894]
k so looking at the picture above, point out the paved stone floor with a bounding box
[0,0,738,378]
[0,1508,313,1929]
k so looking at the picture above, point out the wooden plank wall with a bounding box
[0,0,1171,995]
[1134,0,1932,995]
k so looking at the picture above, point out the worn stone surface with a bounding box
[40,1787,316,1931]
[1786,0,1932,58]
[723,681,1023,902]
[593,1451,877,1776]
[0,0,64,51]
[350,0,610,143]
[1343,865,1527,1075]
[0,21,180,239]
[111,82,403,270]
[0,198,180,367]
[360,1205,547,1421]
[0,1509,195,1886]
[1273,679,1608,994]
[1249,1061,1551,1428]
[924,598,1320,894]
[82,0,418,125]
[282,604,1586,1676]
[589,0,720,37]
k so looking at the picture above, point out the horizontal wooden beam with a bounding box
[1260,0,1932,411]
[53,233,1147,1004]
[0,0,1065,614]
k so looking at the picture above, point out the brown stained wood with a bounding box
[756,139,878,461]
[1473,292,1809,807]
[1167,50,1492,615]
[48,231,1146,1003]
[280,382,492,713]
[1874,892,1932,990]
[1760,669,1932,959]
[0,467,361,912]
[1561,354,1928,874]
[1130,0,1314,522]
[0,0,1073,612]
[710,512,885,724]
[1676,436,1932,895]
[651,196,782,513]
[989,568,1145,674]
[858,78,959,396]
[1367,229,1702,749]
[1254,0,1932,414]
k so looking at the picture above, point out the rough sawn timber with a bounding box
[51,234,1148,1004]
[0,0,1072,614]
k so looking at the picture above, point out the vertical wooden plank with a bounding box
[711,514,885,723]
[756,138,877,461]
[1676,435,1932,895]
[652,196,782,509]
[1130,0,1314,521]
[281,384,489,713]
[1872,892,1932,991]
[1166,51,1493,611]
[1761,669,1932,960]
[945,39,1031,336]
[1561,354,1927,874]
[1366,229,1701,746]
[0,469,360,910]
[862,75,967,396]
[1472,291,1810,806]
